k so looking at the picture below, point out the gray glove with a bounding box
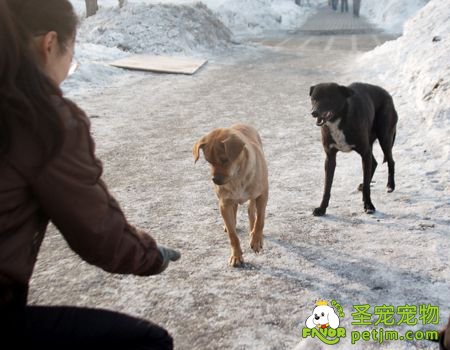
[157,245,181,273]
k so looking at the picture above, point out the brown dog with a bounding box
[193,124,269,267]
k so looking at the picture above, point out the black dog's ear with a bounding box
[309,85,315,96]
[339,86,354,98]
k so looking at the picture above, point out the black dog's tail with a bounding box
[383,130,396,163]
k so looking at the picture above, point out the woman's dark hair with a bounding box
[0,0,79,160]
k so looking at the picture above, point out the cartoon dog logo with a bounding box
[306,300,340,329]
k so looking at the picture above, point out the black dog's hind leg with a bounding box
[314,149,337,216]
[375,104,398,193]
[361,151,376,214]
[358,153,377,191]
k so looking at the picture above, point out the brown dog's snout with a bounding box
[311,110,319,118]
[212,174,225,185]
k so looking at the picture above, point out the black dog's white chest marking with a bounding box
[326,119,354,152]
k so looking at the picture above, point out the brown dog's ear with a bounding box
[192,137,207,164]
[223,133,245,161]
[309,85,315,96]
[339,85,354,98]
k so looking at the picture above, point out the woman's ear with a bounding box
[34,31,58,64]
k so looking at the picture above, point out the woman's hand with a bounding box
[157,246,181,273]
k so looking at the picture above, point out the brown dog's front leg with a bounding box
[362,152,376,214]
[223,203,238,233]
[314,150,337,216]
[220,201,243,267]
[250,192,268,253]
[248,200,256,233]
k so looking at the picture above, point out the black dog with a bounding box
[309,82,398,216]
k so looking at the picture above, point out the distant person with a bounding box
[0,0,180,349]
[341,0,349,12]
[353,0,361,17]
[332,0,338,11]
[295,0,310,6]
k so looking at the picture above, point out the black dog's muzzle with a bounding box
[312,111,334,126]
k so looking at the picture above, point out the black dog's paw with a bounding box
[386,184,395,193]
[364,203,376,214]
[313,207,326,216]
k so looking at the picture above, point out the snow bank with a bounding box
[65,1,234,94]
[65,0,318,94]
[357,0,450,174]
[77,2,232,55]
[71,0,318,39]
[360,0,429,34]
[212,0,317,37]
[62,43,129,94]
[70,0,201,17]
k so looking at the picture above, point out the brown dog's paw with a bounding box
[229,254,244,267]
[250,234,263,254]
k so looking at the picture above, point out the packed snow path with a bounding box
[256,5,397,52]
[30,8,449,350]
[299,4,379,35]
